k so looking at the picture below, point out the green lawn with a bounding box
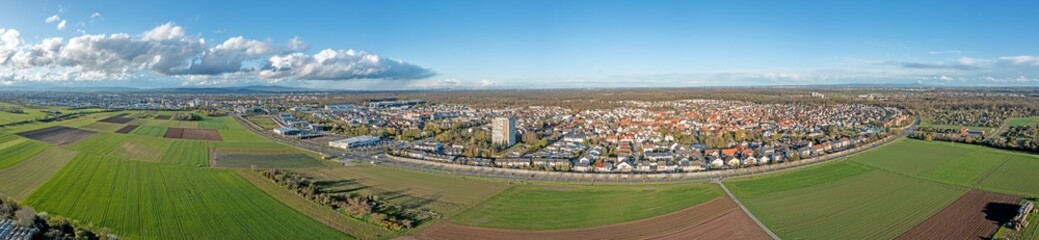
[1006,117,1039,127]
[0,140,49,169]
[729,162,966,239]
[451,183,724,230]
[25,154,350,239]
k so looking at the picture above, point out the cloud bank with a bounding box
[0,22,434,85]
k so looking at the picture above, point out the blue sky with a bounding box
[1,0,1037,89]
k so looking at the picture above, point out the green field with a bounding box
[69,132,129,155]
[218,129,268,142]
[236,169,392,239]
[26,154,349,239]
[198,116,242,130]
[80,122,126,132]
[212,141,301,154]
[302,166,512,215]
[1006,117,1039,127]
[246,115,280,129]
[0,139,49,169]
[452,183,724,230]
[0,102,49,124]
[0,147,78,200]
[213,153,327,168]
[136,118,200,128]
[160,140,210,167]
[729,162,966,239]
[977,155,1039,195]
[130,125,168,137]
[108,135,173,162]
[852,139,1039,196]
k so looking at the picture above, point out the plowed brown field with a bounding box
[164,128,222,141]
[409,197,771,240]
[114,125,139,134]
[896,190,1021,240]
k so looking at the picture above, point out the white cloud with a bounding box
[0,22,433,85]
[259,49,433,81]
[928,50,964,55]
[56,20,67,30]
[91,12,102,21]
[0,28,20,65]
[46,15,61,23]
[999,56,1039,66]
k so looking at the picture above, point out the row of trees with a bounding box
[0,197,116,240]
[910,125,1039,153]
[257,169,440,231]
[172,112,201,121]
[0,106,24,113]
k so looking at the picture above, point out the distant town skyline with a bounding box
[1,0,1038,89]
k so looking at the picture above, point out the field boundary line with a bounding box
[715,179,781,240]
[970,155,1012,185]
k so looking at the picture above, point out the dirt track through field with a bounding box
[896,190,1021,240]
[155,115,171,120]
[115,125,139,134]
[16,126,97,145]
[408,197,772,240]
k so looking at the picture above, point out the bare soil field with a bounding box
[896,190,1021,240]
[16,126,97,145]
[114,125,139,134]
[409,197,771,240]
[164,128,223,141]
[155,115,171,120]
[98,113,135,124]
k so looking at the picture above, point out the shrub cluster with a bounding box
[258,169,440,231]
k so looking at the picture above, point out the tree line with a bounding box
[257,169,440,231]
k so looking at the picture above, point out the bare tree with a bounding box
[15,207,36,227]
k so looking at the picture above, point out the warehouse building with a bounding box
[329,135,381,149]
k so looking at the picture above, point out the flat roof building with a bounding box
[492,117,516,147]
[329,135,381,149]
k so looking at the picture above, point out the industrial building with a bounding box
[329,135,381,149]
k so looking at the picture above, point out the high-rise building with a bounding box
[492,117,516,146]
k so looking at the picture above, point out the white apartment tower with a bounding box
[492,117,516,146]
